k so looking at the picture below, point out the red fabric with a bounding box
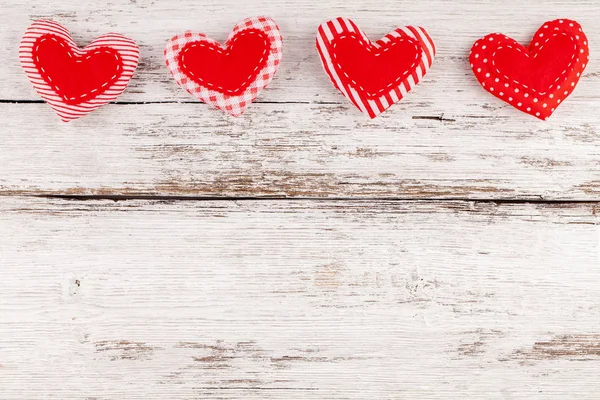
[178,29,271,96]
[316,18,436,119]
[164,17,283,117]
[331,32,421,99]
[33,34,123,105]
[20,20,139,122]
[470,19,589,120]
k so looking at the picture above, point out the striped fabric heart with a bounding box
[20,20,139,122]
[317,18,435,119]
[164,17,282,117]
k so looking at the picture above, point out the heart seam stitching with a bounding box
[490,33,578,96]
[331,32,421,98]
[163,16,283,117]
[32,34,124,104]
[470,18,589,120]
[20,19,140,122]
[316,18,436,119]
[178,29,270,96]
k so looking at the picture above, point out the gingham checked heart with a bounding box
[20,20,139,122]
[164,17,282,117]
[317,18,436,119]
[470,19,589,120]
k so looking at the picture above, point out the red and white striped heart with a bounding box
[316,18,435,119]
[20,20,139,122]
[164,17,283,117]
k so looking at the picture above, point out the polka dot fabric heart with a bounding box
[470,19,589,120]
[20,20,139,122]
[317,18,435,119]
[164,17,282,117]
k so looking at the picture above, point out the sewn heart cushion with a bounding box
[165,17,282,117]
[20,20,139,122]
[470,19,589,120]
[316,18,436,119]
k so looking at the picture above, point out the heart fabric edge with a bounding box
[164,16,283,117]
[470,19,589,120]
[316,17,436,119]
[20,20,139,122]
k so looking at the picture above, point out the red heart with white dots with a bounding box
[470,19,589,120]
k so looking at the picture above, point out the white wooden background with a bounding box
[1,1,599,399]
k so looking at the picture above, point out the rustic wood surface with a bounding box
[1,0,600,199]
[1,1,600,399]
[1,198,600,399]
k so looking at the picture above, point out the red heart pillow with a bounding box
[470,19,589,120]
[317,18,435,118]
[20,20,139,122]
[164,17,282,117]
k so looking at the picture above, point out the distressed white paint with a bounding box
[1,1,600,398]
[0,0,599,198]
[2,102,600,199]
[1,198,600,399]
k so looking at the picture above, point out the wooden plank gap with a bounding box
[19,193,600,204]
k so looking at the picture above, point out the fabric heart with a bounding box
[20,20,139,122]
[165,17,282,117]
[317,18,435,119]
[470,19,589,120]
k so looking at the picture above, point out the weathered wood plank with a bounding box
[1,102,600,199]
[1,0,599,199]
[1,197,600,399]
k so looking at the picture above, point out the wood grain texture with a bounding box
[1,0,599,198]
[1,197,600,399]
[3,102,600,199]
[2,1,600,398]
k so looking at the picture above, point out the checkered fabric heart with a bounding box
[164,17,282,117]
